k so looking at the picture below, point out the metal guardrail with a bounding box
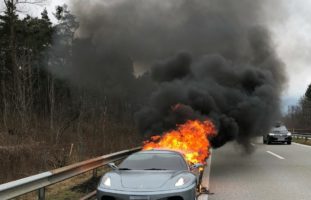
[0,147,141,200]
[290,129,311,135]
[292,133,311,137]
[292,134,311,140]
[289,128,311,141]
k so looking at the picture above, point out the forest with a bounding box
[284,84,311,130]
[0,1,146,183]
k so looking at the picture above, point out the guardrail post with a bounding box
[92,168,98,178]
[38,187,45,200]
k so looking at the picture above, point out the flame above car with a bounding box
[143,119,217,164]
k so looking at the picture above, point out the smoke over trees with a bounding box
[0,3,142,183]
[0,0,288,183]
[67,0,287,149]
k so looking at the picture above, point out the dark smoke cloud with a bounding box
[151,52,192,82]
[66,0,286,149]
[137,43,285,148]
[71,0,283,64]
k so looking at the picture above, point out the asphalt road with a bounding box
[209,139,311,200]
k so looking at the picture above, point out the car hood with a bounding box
[120,170,176,189]
[272,131,288,135]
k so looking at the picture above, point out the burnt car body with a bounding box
[97,149,203,200]
[263,124,292,145]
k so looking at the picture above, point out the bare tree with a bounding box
[1,0,47,132]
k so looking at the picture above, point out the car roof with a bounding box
[127,149,190,168]
[139,149,185,156]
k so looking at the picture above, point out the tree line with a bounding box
[284,84,311,129]
[0,1,144,183]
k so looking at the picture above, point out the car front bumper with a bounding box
[97,184,196,200]
[268,135,292,142]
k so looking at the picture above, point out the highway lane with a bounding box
[208,139,311,200]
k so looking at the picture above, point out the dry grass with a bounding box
[0,106,143,200]
[0,117,143,184]
[293,138,311,146]
[14,166,109,200]
[7,154,125,200]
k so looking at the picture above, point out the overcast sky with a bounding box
[271,0,311,110]
[1,0,310,111]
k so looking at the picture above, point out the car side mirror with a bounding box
[108,162,118,170]
[190,163,204,170]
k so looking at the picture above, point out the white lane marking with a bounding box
[206,149,213,190]
[293,142,311,148]
[201,151,212,190]
[198,194,208,200]
[266,151,285,160]
[198,150,212,200]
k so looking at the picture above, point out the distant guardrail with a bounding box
[0,147,141,200]
[292,134,311,141]
[289,128,311,140]
[290,129,311,135]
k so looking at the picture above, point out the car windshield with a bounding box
[118,152,188,170]
[271,125,288,133]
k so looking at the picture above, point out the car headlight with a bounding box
[100,176,111,187]
[287,132,292,136]
[268,133,275,136]
[175,177,185,187]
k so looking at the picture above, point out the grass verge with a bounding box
[16,166,110,200]
[293,138,311,146]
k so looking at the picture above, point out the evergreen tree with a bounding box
[305,83,311,101]
[0,2,53,130]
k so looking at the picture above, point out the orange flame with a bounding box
[143,119,217,164]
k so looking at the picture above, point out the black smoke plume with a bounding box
[66,0,286,149]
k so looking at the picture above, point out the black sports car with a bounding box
[263,123,292,145]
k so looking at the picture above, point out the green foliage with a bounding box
[285,84,311,129]
[0,1,18,74]
[0,3,61,127]
[305,83,311,101]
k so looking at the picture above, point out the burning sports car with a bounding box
[97,149,204,200]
